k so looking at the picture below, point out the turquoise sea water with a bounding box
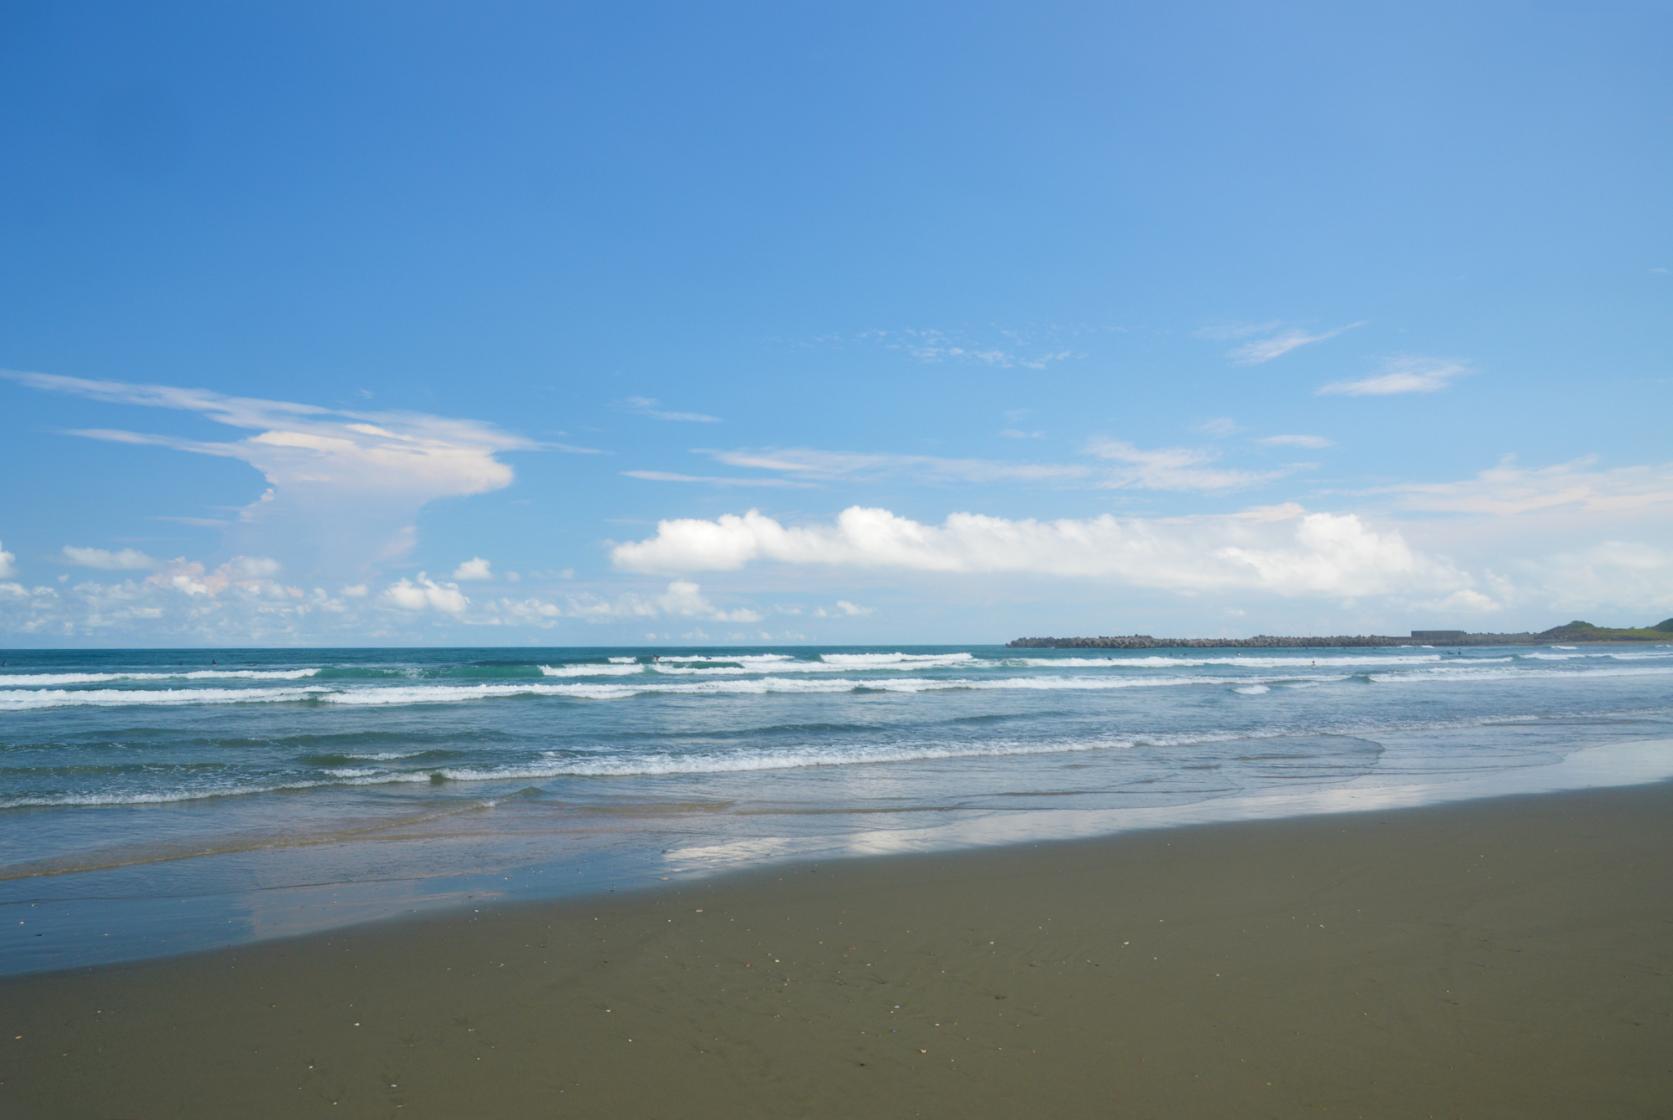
[3,643,1672,974]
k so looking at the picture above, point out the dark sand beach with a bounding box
[4,782,1671,1118]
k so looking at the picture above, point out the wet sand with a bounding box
[4,783,1671,1118]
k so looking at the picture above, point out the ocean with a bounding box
[3,643,1671,974]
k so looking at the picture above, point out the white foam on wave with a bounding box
[607,656,640,664]
[1523,649,1673,662]
[0,686,330,711]
[1233,684,1271,695]
[18,659,1662,712]
[1368,664,1673,685]
[0,668,320,687]
[538,663,647,677]
[653,653,796,664]
[0,733,1160,806]
[317,672,1350,705]
[650,653,977,675]
[0,769,444,809]
[820,651,976,667]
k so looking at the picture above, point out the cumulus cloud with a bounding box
[6,370,540,573]
[452,556,494,581]
[149,555,288,598]
[490,596,563,626]
[564,580,761,623]
[382,574,469,615]
[61,545,158,571]
[815,599,873,618]
[611,504,1473,600]
[0,539,14,579]
[1318,357,1470,397]
[1227,321,1363,365]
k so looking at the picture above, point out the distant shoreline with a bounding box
[1009,620,1673,649]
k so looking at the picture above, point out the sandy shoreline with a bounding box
[4,782,1671,1117]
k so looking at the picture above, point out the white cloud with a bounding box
[1086,439,1296,492]
[1372,456,1673,517]
[148,555,289,598]
[452,556,493,581]
[0,539,14,579]
[1258,434,1334,449]
[656,579,761,622]
[815,599,873,618]
[705,447,1091,485]
[382,574,469,615]
[61,545,158,571]
[1516,541,1673,616]
[622,395,721,424]
[622,470,814,489]
[490,596,563,627]
[611,504,1472,600]
[1318,357,1470,397]
[690,443,1296,494]
[861,328,1077,371]
[6,370,538,572]
[564,580,760,623]
[1195,417,1241,437]
[1228,321,1363,365]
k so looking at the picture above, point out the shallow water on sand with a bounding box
[3,644,1671,973]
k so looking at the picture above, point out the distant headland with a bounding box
[1007,618,1673,650]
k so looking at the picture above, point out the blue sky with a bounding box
[1,1,1669,646]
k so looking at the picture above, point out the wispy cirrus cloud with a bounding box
[1201,320,1364,365]
[1194,417,1242,438]
[702,447,1093,485]
[858,327,1079,371]
[1086,439,1300,492]
[622,469,815,489]
[621,395,721,423]
[1228,322,1364,364]
[1258,433,1334,449]
[1368,455,1673,516]
[1318,356,1470,397]
[658,442,1302,494]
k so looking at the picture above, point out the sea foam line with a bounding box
[6,662,1669,712]
[0,668,321,687]
[0,686,331,711]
